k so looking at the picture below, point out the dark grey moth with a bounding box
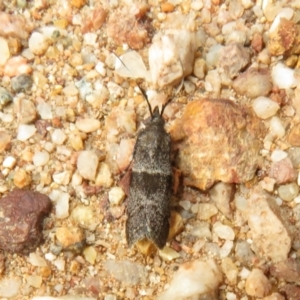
[126,97,172,249]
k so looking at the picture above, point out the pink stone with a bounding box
[3,56,32,77]
[268,157,297,184]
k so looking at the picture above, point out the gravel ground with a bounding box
[0,0,300,299]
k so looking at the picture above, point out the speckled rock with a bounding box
[268,157,297,184]
[233,68,272,98]
[170,99,265,190]
[246,187,292,263]
[0,87,13,109]
[218,43,250,79]
[11,74,33,93]
[270,258,300,283]
[0,189,52,254]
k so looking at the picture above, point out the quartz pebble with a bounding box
[28,32,49,55]
[11,74,33,93]
[0,277,22,298]
[108,187,126,206]
[37,102,53,119]
[3,156,16,168]
[270,150,287,162]
[51,129,67,145]
[269,116,285,138]
[77,151,99,181]
[76,118,100,133]
[158,259,223,300]
[278,183,299,201]
[213,221,235,240]
[17,124,37,141]
[252,97,280,119]
[245,268,271,298]
[71,205,99,230]
[197,203,218,220]
[83,246,97,265]
[49,190,69,219]
[95,162,113,187]
[27,275,42,288]
[269,157,297,184]
[221,257,238,284]
[272,63,298,89]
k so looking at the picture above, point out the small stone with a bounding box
[0,131,10,152]
[209,182,234,219]
[76,118,100,133]
[288,123,300,146]
[233,68,272,99]
[157,259,223,300]
[0,278,22,298]
[218,43,250,79]
[52,171,72,185]
[245,268,271,298]
[287,147,300,168]
[213,221,235,240]
[83,246,97,265]
[51,129,67,145]
[4,56,32,77]
[13,169,31,188]
[77,150,99,181]
[0,37,10,66]
[272,62,298,89]
[17,124,37,141]
[0,190,51,253]
[271,150,288,162]
[33,151,50,166]
[193,57,206,79]
[0,87,13,109]
[260,177,276,192]
[278,183,299,201]
[235,241,256,267]
[28,32,49,55]
[104,260,148,286]
[197,203,218,220]
[36,102,53,119]
[269,116,285,138]
[56,227,85,251]
[27,275,42,288]
[246,187,292,262]
[158,246,180,261]
[3,156,16,168]
[270,258,300,283]
[11,74,33,93]
[108,187,125,206]
[62,84,79,96]
[221,257,239,285]
[168,211,184,240]
[95,162,113,187]
[269,157,297,184]
[252,96,280,119]
[49,190,69,219]
[15,98,36,124]
[69,53,83,67]
[71,205,99,230]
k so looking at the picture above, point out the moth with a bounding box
[126,92,172,249]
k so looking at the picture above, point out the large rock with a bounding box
[246,187,292,263]
[170,99,265,190]
[0,189,52,254]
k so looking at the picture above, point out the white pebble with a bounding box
[252,96,280,119]
[83,33,98,46]
[17,124,37,141]
[49,190,70,219]
[51,129,67,145]
[2,156,16,168]
[33,151,50,166]
[37,102,53,119]
[239,267,251,279]
[278,183,299,201]
[220,240,234,257]
[28,32,49,55]
[53,258,65,271]
[179,200,191,211]
[95,61,106,76]
[76,118,100,133]
[269,116,285,138]
[270,149,287,162]
[53,171,72,185]
[226,292,237,300]
[191,0,203,10]
[213,221,235,240]
[28,253,47,267]
[0,278,21,298]
[108,187,126,206]
[272,62,298,89]
[77,151,99,181]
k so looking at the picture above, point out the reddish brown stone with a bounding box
[0,189,52,254]
[280,284,300,300]
[270,258,300,283]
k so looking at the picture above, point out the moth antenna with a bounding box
[113,53,153,117]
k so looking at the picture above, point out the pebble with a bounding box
[27,275,42,288]
[0,87,12,109]
[269,116,285,138]
[287,147,300,168]
[233,68,272,99]
[52,171,72,185]
[83,246,97,265]
[17,124,37,141]
[252,96,280,119]
[0,37,10,66]
[159,246,180,261]
[260,177,276,192]
[270,149,287,162]
[197,203,218,220]
[3,156,16,168]
[278,183,299,201]
[193,57,206,79]
[15,98,37,124]
[108,186,126,206]
[56,226,85,251]
[158,259,223,300]
[49,190,69,219]
[95,162,113,187]
[13,169,31,188]
[218,44,250,79]
[245,268,271,298]
[62,84,79,96]
[269,157,297,184]
[11,74,33,93]
[209,182,233,219]
[0,131,11,152]
[75,118,100,133]
[220,240,234,257]
[51,129,67,145]
[28,31,49,55]
[37,102,53,119]
[71,205,99,230]
[246,187,292,262]
[0,277,22,298]
[4,56,32,77]
[104,260,148,286]
[107,82,124,99]
[272,62,298,89]
[75,79,93,101]
[213,221,235,240]
[0,190,51,253]
[77,150,99,181]
[221,257,239,284]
